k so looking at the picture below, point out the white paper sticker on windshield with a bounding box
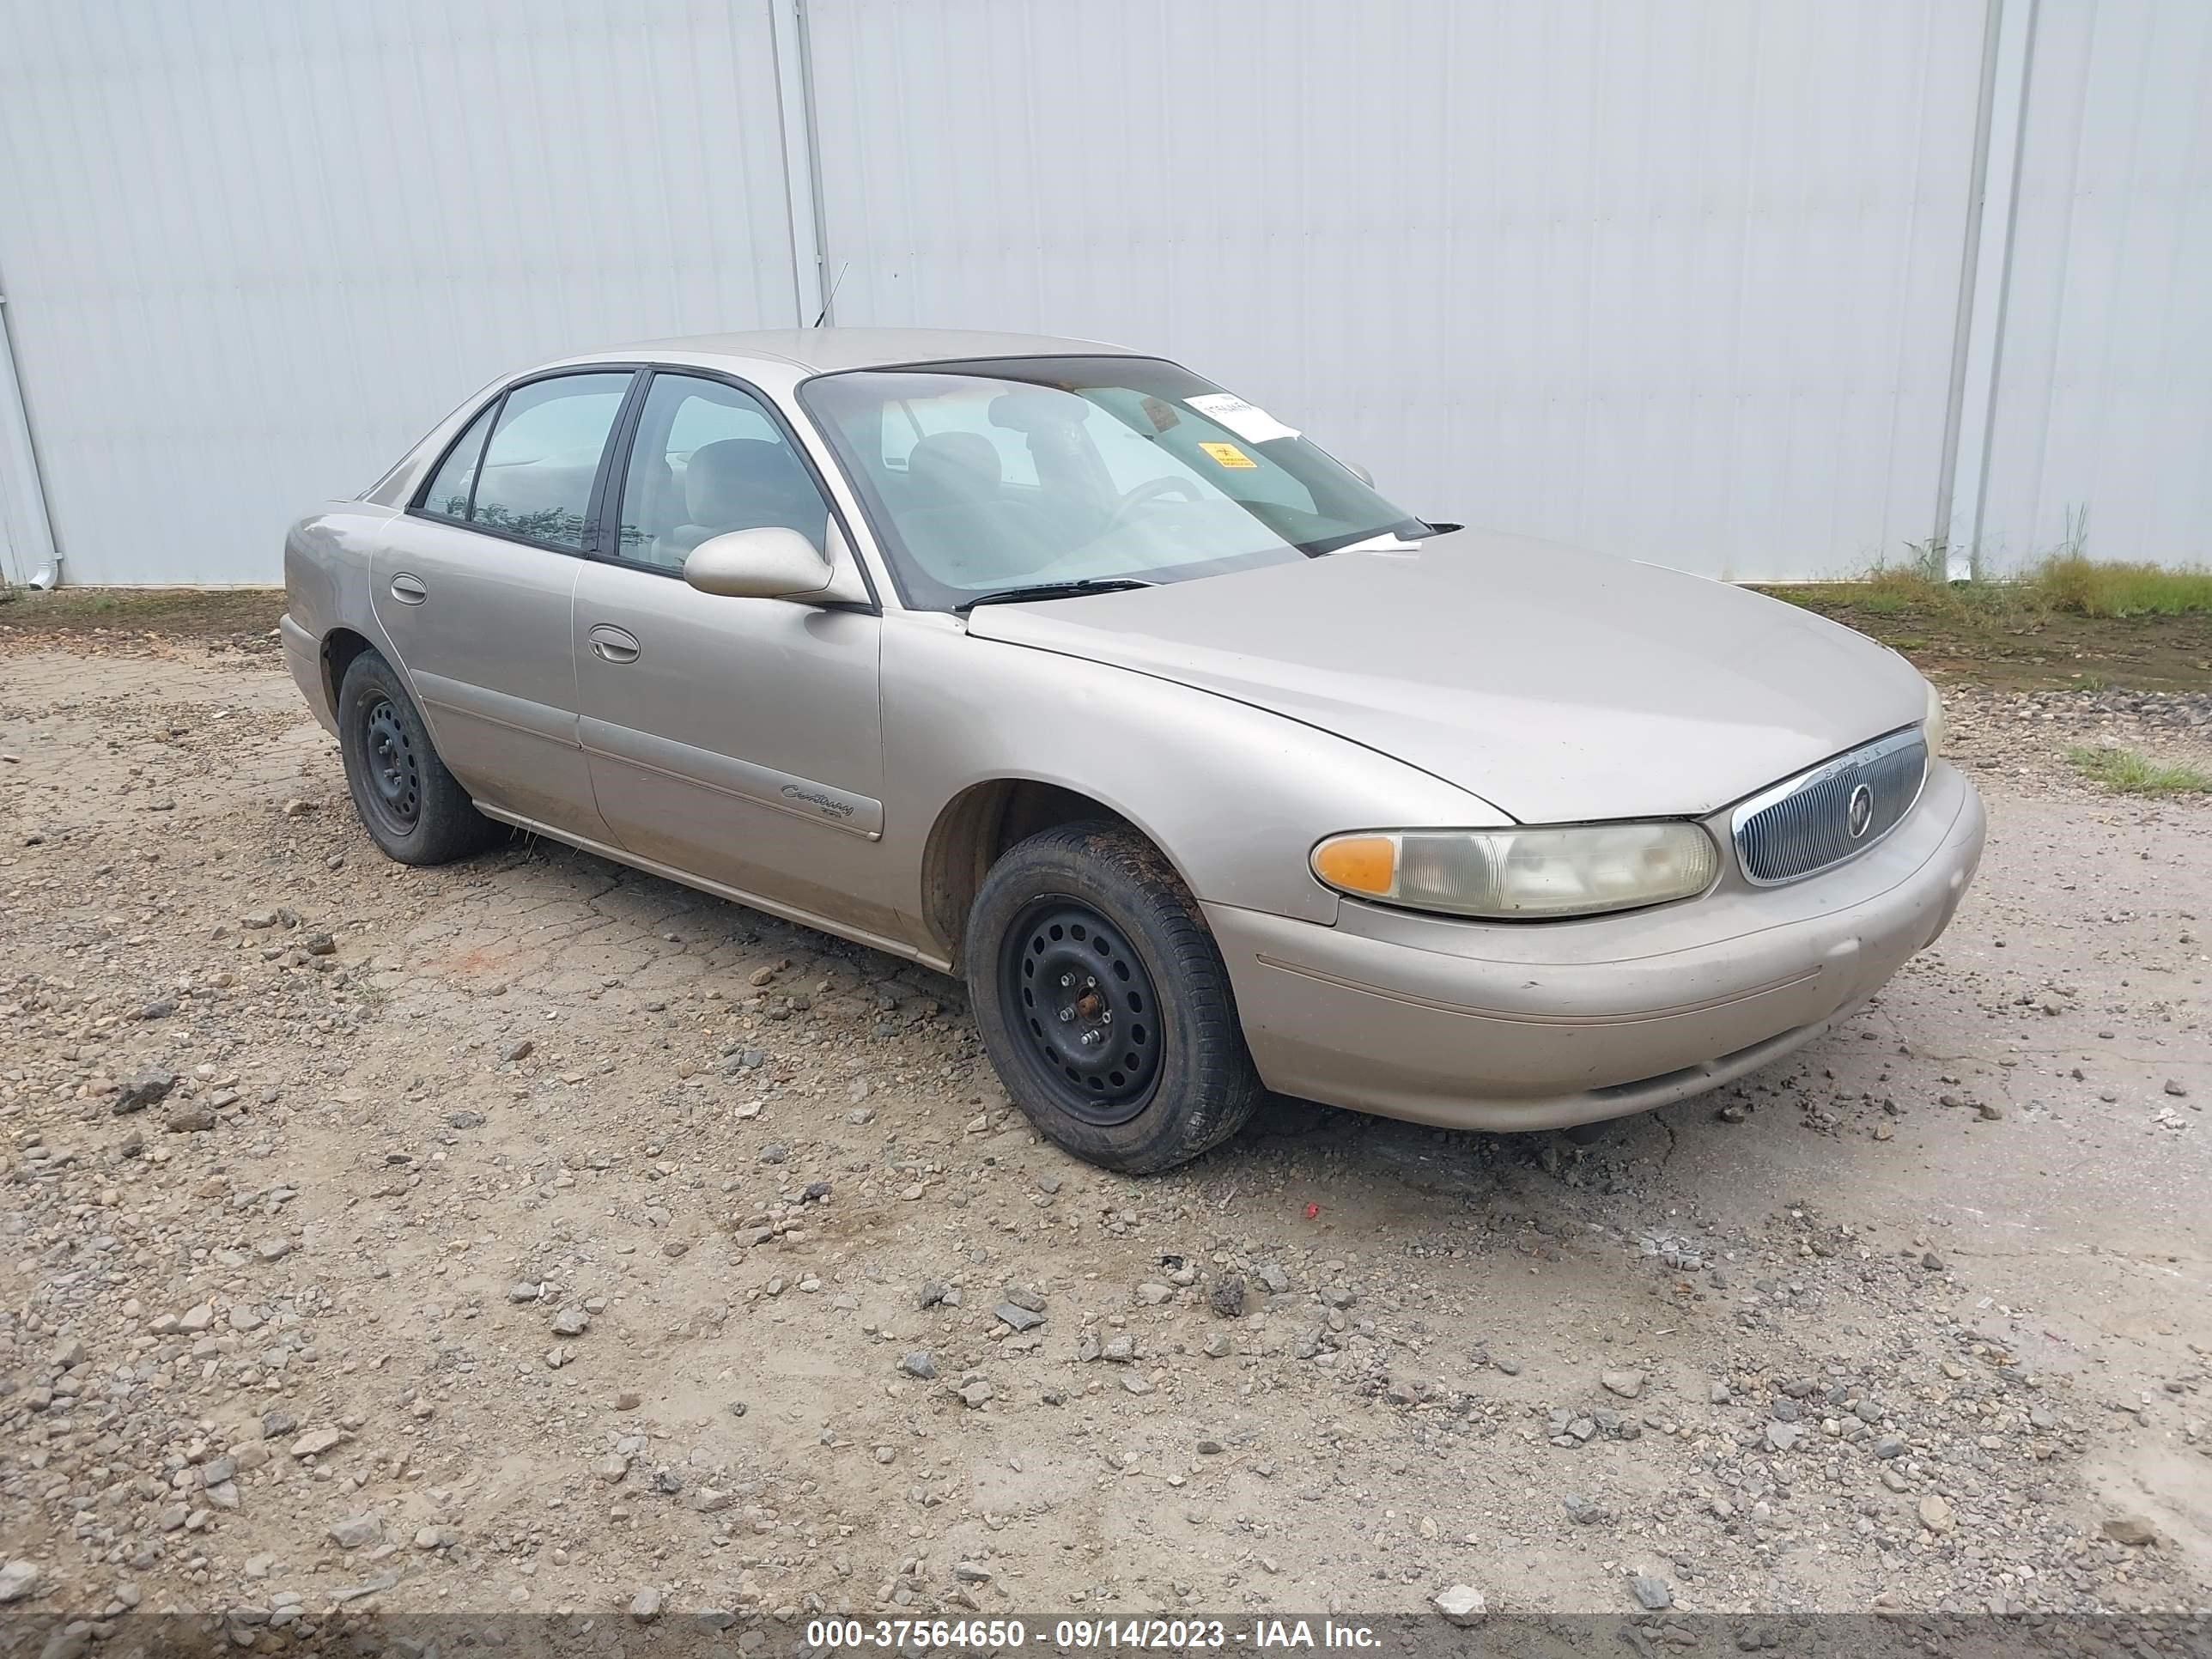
[1185,392,1299,445]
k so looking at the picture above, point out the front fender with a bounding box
[883,619,1509,954]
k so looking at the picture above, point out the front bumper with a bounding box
[1206,760,1985,1132]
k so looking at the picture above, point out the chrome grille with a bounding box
[1732,728,1928,886]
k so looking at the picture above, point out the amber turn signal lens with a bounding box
[1311,834,1396,896]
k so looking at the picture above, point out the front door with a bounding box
[572,371,897,942]
[370,369,636,842]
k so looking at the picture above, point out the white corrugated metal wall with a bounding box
[0,0,805,585]
[0,0,2203,586]
[808,0,1984,581]
[1972,0,2212,574]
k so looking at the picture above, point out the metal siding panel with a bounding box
[807,0,1985,580]
[0,0,799,585]
[1980,0,2212,571]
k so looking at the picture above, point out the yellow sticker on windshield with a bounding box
[1198,441,1255,469]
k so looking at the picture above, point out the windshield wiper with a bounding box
[955,579,1155,615]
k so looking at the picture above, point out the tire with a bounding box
[965,821,1263,1174]
[335,647,504,866]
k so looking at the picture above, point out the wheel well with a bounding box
[321,627,375,711]
[922,781,1140,968]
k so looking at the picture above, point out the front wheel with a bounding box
[964,822,1262,1173]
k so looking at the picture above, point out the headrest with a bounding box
[684,438,812,525]
[908,431,1001,500]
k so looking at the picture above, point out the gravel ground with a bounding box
[0,632,2207,1644]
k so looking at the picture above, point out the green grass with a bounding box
[2033,555,2212,617]
[1773,555,2212,625]
[2066,744,2212,797]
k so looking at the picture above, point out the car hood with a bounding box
[962,528,1927,823]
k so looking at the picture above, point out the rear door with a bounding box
[370,369,637,840]
[571,369,898,940]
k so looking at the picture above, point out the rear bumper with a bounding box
[278,614,337,734]
[1206,761,1985,1132]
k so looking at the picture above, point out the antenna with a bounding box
[812,262,850,328]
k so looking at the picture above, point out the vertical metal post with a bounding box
[0,279,59,586]
[1936,0,2039,580]
[770,0,830,327]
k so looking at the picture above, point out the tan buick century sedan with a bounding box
[283,329,1985,1171]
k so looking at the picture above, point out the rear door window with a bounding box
[424,372,634,550]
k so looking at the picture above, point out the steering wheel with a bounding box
[1103,475,1203,533]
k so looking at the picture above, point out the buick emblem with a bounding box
[1845,782,1875,840]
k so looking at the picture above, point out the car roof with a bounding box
[563,326,1141,375]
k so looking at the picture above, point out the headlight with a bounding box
[1311,822,1719,920]
[1922,679,1948,758]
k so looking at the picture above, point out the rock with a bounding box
[1136,1281,1174,1306]
[1601,1369,1645,1400]
[1920,1252,1945,1272]
[1918,1494,1954,1534]
[177,1302,215,1334]
[1432,1585,1486,1626]
[1001,1283,1046,1312]
[114,1070,176,1113]
[240,910,279,928]
[2163,1079,2188,1097]
[1255,1263,1291,1295]
[165,1104,217,1133]
[994,1302,1044,1334]
[501,1038,534,1063]
[1631,1575,1673,1611]
[1563,1492,1601,1524]
[596,1455,629,1484]
[1765,1422,1803,1454]
[2101,1516,2158,1547]
[900,1350,937,1380]
[290,1427,346,1459]
[446,1110,484,1129]
[550,1306,590,1337]
[254,1237,293,1262]
[0,1559,39,1602]
[507,1283,542,1304]
[50,1336,82,1367]
[327,1513,382,1550]
[303,930,336,955]
[1208,1276,1246,1318]
[957,1380,994,1408]
[630,1587,664,1623]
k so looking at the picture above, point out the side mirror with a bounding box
[1345,461,1376,488]
[683,526,866,605]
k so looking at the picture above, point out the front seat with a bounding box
[900,431,1058,584]
[908,431,1003,503]
[653,437,827,568]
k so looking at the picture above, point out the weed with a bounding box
[2065,745,2212,797]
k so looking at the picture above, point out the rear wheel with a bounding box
[966,822,1261,1173]
[336,648,504,865]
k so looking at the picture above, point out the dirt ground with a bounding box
[1,612,2208,1641]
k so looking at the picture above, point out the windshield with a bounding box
[799,356,1428,612]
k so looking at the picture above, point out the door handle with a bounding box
[389,573,428,605]
[587,623,641,665]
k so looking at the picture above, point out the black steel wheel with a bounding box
[358,695,422,837]
[1000,899,1164,1125]
[335,647,505,866]
[966,821,1263,1173]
